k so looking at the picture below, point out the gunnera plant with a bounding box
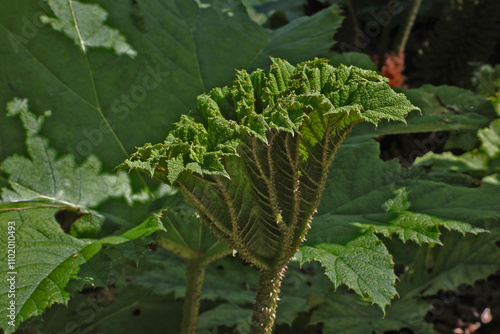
[120,58,420,333]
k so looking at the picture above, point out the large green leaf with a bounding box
[297,230,398,309]
[403,85,497,133]
[373,85,498,138]
[396,229,500,298]
[409,68,500,178]
[309,293,433,334]
[415,117,500,183]
[0,206,162,334]
[142,259,333,331]
[301,131,500,312]
[156,193,231,263]
[327,51,377,71]
[0,98,163,333]
[131,248,258,304]
[362,187,485,244]
[318,134,500,226]
[477,63,500,91]
[474,64,500,114]
[39,0,137,57]
[0,0,344,172]
[26,285,184,334]
[195,260,334,332]
[197,303,252,334]
[246,4,344,69]
[1,98,141,207]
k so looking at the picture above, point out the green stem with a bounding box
[377,23,391,72]
[249,266,287,334]
[392,0,423,53]
[346,0,361,33]
[181,257,206,334]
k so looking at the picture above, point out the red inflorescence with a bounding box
[373,49,407,88]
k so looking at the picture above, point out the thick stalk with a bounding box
[346,0,361,33]
[392,0,423,53]
[377,24,391,71]
[181,257,206,334]
[249,266,287,334]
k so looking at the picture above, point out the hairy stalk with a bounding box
[181,257,206,334]
[392,0,423,53]
[249,266,287,334]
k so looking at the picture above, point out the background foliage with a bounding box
[1,0,500,333]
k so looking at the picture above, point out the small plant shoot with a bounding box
[120,58,420,333]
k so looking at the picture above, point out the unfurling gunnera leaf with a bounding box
[120,58,420,270]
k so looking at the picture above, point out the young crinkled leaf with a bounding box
[120,58,418,270]
[121,58,419,331]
